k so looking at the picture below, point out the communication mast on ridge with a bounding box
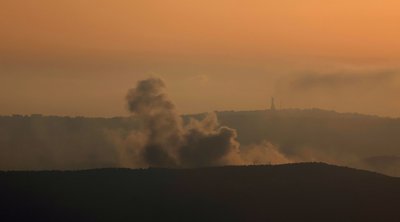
[270,97,276,111]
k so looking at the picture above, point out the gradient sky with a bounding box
[1,0,400,117]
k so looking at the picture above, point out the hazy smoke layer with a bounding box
[125,78,242,167]
[241,141,291,165]
[3,77,398,175]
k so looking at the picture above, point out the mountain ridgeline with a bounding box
[1,163,399,222]
[0,109,400,175]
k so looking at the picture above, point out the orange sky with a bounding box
[1,0,400,117]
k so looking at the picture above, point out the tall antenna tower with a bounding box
[270,97,276,111]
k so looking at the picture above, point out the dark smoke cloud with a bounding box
[0,78,288,170]
[125,77,242,168]
[290,71,397,91]
[126,78,183,167]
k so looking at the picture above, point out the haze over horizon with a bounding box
[2,2,400,221]
[1,77,399,176]
[1,1,400,117]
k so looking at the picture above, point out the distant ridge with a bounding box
[2,109,400,176]
[1,163,399,222]
[2,107,398,119]
[0,162,391,177]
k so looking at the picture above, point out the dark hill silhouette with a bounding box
[1,163,399,222]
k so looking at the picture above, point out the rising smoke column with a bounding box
[126,77,242,168]
[126,78,183,167]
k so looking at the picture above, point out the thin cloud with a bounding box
[290,71,397,91]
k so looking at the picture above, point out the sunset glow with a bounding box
[1,0,400,116]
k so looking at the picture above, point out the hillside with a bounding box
[1,109,400,175]
[1,163,399,222]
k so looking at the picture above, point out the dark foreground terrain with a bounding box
[1,163,399,222]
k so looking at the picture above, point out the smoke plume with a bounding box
[241,141,291,165]
[125,77,242,167]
